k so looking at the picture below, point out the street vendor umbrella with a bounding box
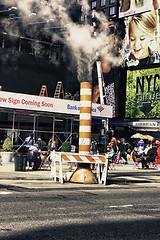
[141,135,155,141]
[131,133,143,139]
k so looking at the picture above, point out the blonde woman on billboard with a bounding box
[125,10,160,67]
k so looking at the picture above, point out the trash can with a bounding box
[14,153,26,171]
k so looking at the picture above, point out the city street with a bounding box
[1,175,160,240]
[0,1,160,239]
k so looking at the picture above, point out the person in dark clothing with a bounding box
[132,147,139,159]
[140,144,157,169]
[28,144,42,170]
[118,139,124,160]
[73,91,80,101]
[90,140,98,154]
[123,141,130,163]
[107,127,114,143]
[118,140,126,163]
[36,137,43,151]
[146,144,157,167]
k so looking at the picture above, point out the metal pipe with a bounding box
[52,114,55,141]
[11,110,15,144]
[96,60,104,105]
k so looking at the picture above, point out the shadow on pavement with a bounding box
[108,169,160,184]
[1,218,160,240]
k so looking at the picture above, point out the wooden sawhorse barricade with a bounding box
[50,151,109,185]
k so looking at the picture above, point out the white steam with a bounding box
[1,0,122,82]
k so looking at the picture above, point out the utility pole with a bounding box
[96,52,109,152]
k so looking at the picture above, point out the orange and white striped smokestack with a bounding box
[79,82,92,154]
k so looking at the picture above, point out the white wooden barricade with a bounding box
[50,151,109,185]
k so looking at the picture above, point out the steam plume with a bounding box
[1,0,124,82]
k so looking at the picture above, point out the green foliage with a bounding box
[2,137,14,152]
[42,141,47,150]
[61,141,71,152]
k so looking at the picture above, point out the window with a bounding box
[101,0,105,7]
[91,1,96,9]
[109,6,115,15]
[109,0,115,4]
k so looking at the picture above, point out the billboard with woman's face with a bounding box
[125,67,160,119]
[119,0,160,18]
[122,10,160,68]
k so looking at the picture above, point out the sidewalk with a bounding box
[1,160,160,184]
[0,162,53,180]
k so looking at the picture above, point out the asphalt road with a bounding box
[1,180,160,240]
